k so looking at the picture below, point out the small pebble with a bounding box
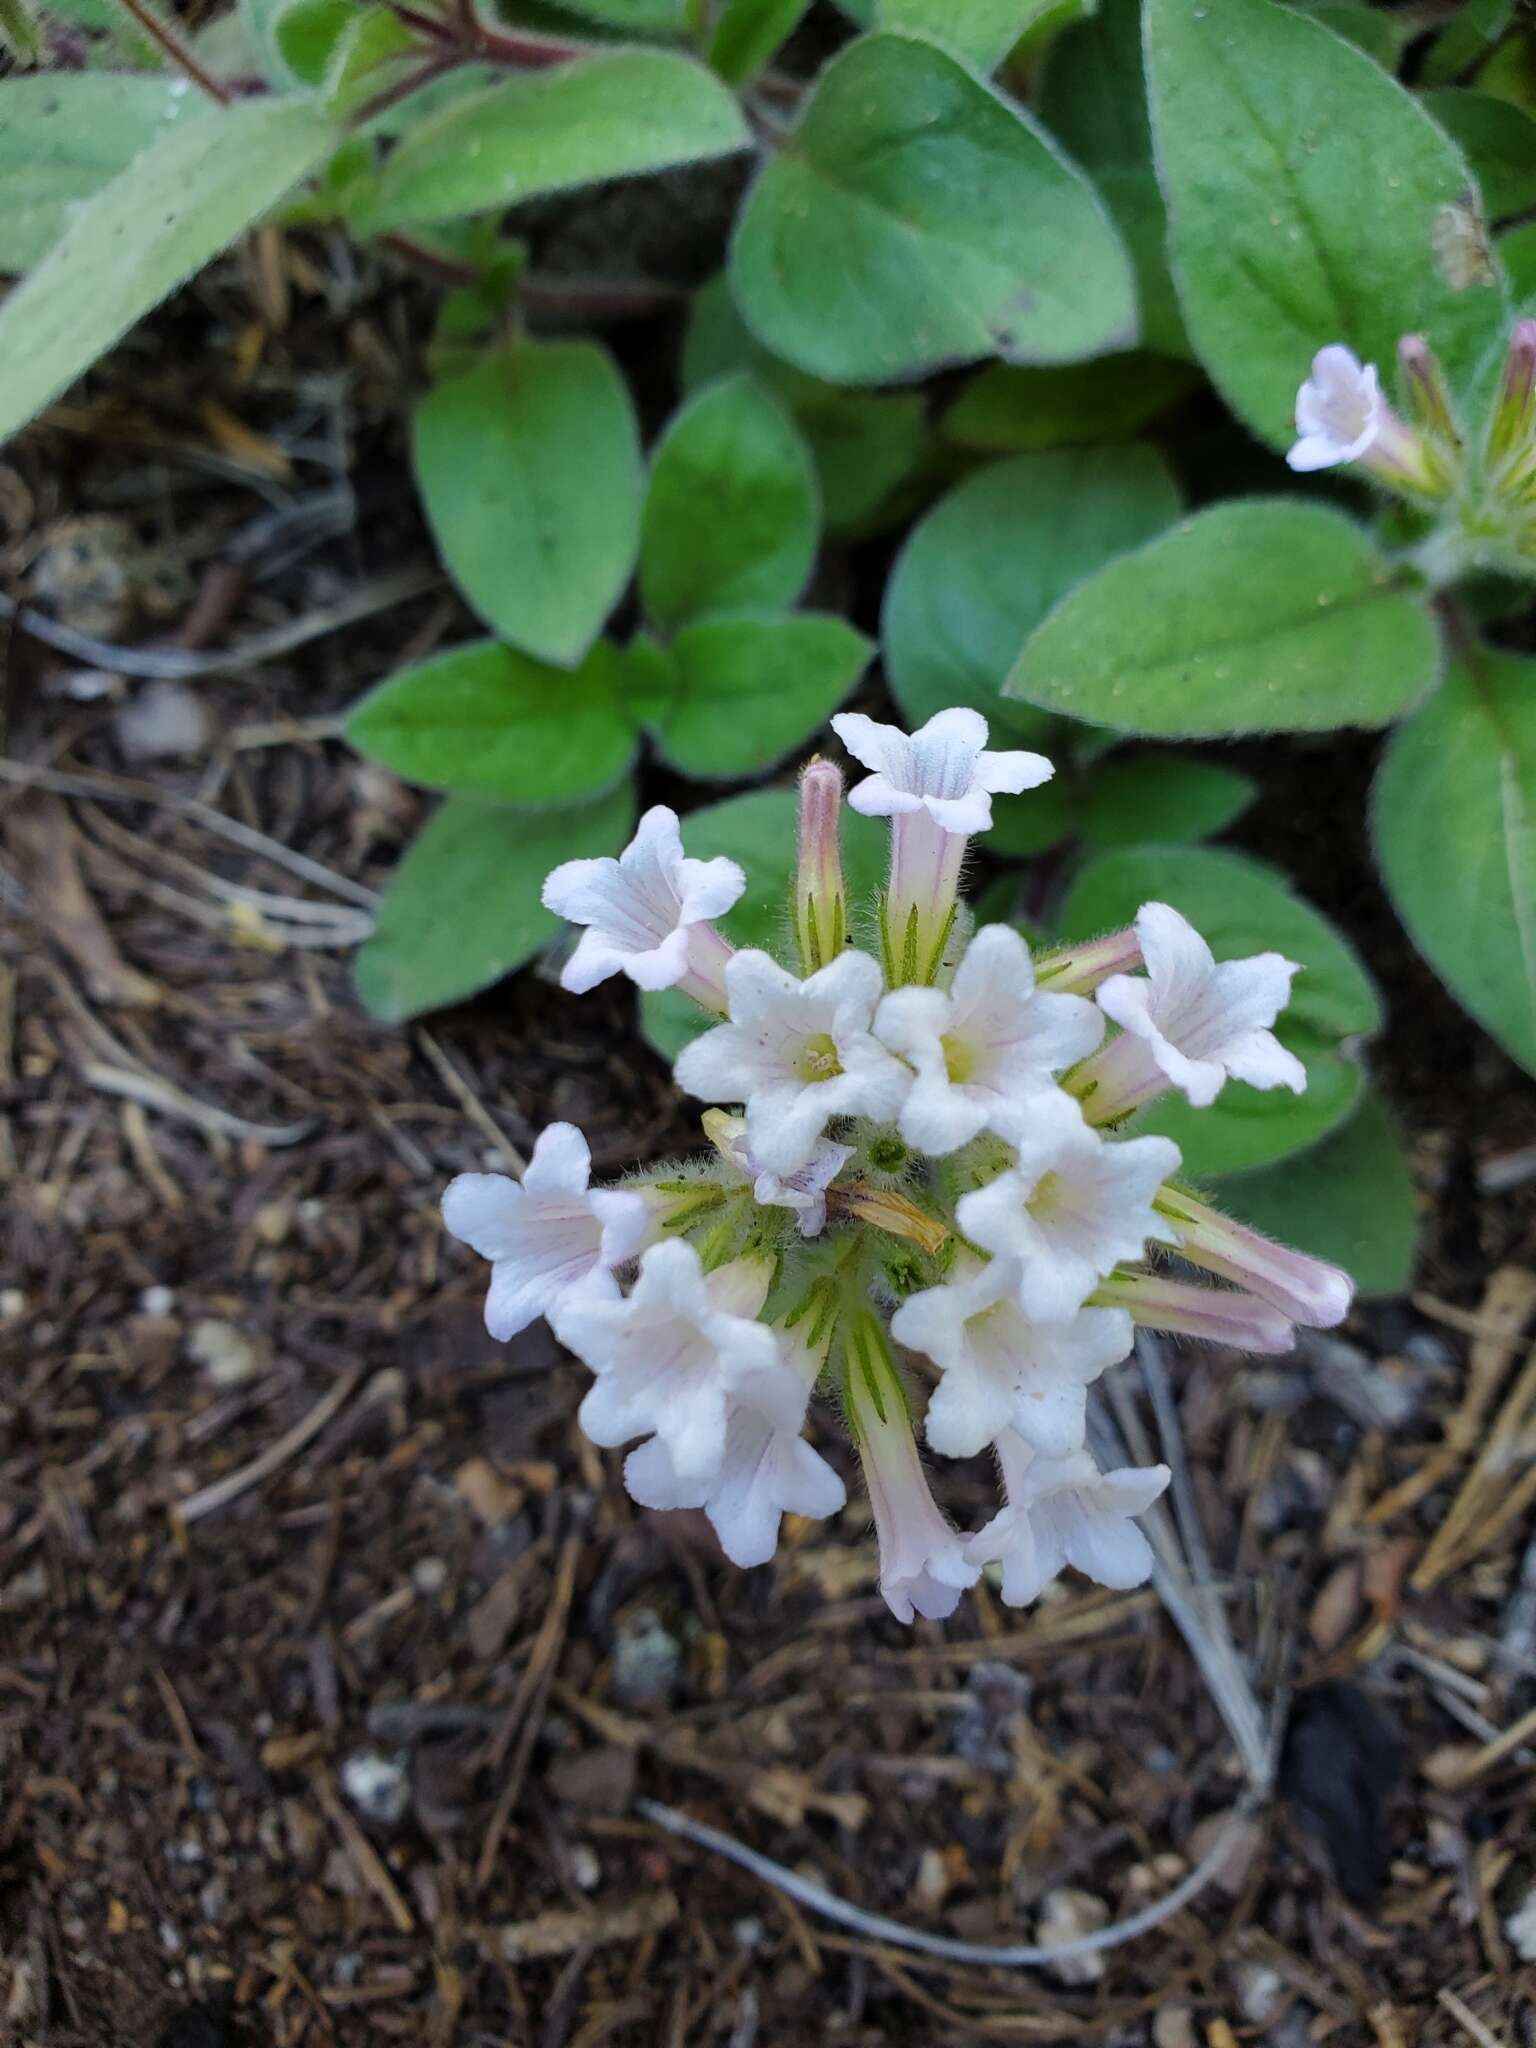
[570,1845,602,1893]
[612,1607,682,1708]
[340,1750,410,1827]
[139,1285,176,1316]
[1232,1959,1284,2023]
[113,679,212,763]
[411,1557,448,1597]
[0,1288,27,1323]
[732,1915,765,1952]
[1034,1887,1109,1986]
[1152,2007,1199,2048]
[186,1318,258,1389]
[1506,1885,1536,1961]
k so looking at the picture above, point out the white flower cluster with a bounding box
[444,709,1354,1626]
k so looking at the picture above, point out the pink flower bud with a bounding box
[1092,1268,1296,1354]
[1154,1187,1353,1330]
[794,757,847,975]
[1488,319,1536,491]
[1397,334,1460,451]
[1035,925,1143,996]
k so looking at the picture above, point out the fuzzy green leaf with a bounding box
[345,638,639,805]
[640,375,818,631]
[413,340,642,668]
[352,48,749,233]
[1005,500,1440,737]
[1374,653,1536,1074]
[729,30,1137,384]
[653,612,871,779]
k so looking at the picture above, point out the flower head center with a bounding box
[941,1032,976,1085]
[796,1032,844,1084]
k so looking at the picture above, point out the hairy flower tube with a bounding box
[446,711,1356,1626]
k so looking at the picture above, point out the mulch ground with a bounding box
[6,226,1536,2048]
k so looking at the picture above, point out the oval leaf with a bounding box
[655,612,871,779]
[345,638,638,805]
[0,96,340,443]
[1005,499,1441,737]
[1146,0,1508,449]
[413,340,642,669]
[1058,843,1382,1174]
[352,48,748,233]
[1421,88,1536,224]
[642,786,888,1059]
[356,780,636,1023]
[885,446,1182,744]
[1078,755,1255,849]
[1373,652,1536,1074]
[640,374,819,630]
[729,30,1137,384]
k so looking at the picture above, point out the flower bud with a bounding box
[794,757,847,976]
[1153,1186,1353,1329]
[1092,1268,1295,1353]
[1487,318,1536,491]
[1397,334,1460,452]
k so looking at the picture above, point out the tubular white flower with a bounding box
[1075,901,1304,1122]
[893,1254,1133,1460]
[623,1322,844,1567]
[554,1241,796,1484]
[1286,343,1450,493]
[832,707,1053,837]
[1288,345,1389,472]
[965,1432,1169,1608]
[835,707,1054,989]
[674,948,910,1178]
[542,804,743,1008]
[957,1092,1180,1322]
[442,1123,651,1340]
[875,924,1104,1156]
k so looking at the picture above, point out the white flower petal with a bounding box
[833,706,1055,839]
[541,804,740,995]
[967,1435,1168,1607]
[522,1122,593,1200]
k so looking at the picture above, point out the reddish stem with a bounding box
[113,0,232,103]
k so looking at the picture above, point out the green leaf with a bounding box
[1039,0,1189,359]
[1501,219,1536,299]
[344,638,638,805]
[942,352,1199,453]
[1374,652,1536,1074]
[709,0,809,87]
[1422,0,1513,88]
[875,0,1056,71]
[351,48,749,234]
[1059,843,1382,1174]
[0,74,209,276]
[728,29,1137,385]
[681,275,929,533]
[1284,0,1409,67]
[1422,87,1536,222]
[1146,0,1509,451]
[273,0,355,80]
[356,780,636,1023]
[550,0,688,26]
[640,374,818,632]
[0,96,339,443]
[413,340,642,668]
[986,778,1074,857]
[1005,500,1441,738]
[642,786,888,1058]
[1215,1090,1418,1297]
[884,446,1182,739]
[653,612,871,780]
[1078,754,1255,849]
